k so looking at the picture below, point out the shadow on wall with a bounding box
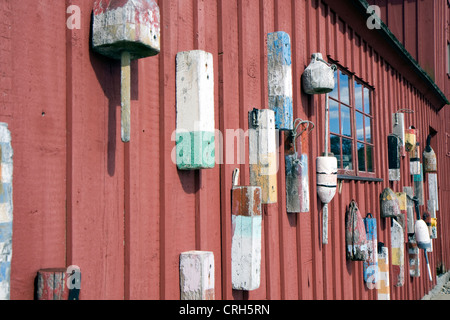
[88,12,139,177]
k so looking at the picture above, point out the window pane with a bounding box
[340,72,350,105]
[341,106,352,137]
[365,116,372,143]
[367,145,374,172]
[357,142,365,172]
[329,100,340,134]
[330,70,339,100]
[364,87,371,114]
[342,138,353,170]
[330,134,341,169]
[356,112,364,141]
[355,82,363,111]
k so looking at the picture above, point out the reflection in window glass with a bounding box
[365,117,372,143]
[330,70,339,100]
[341,106,352,137]
[342,138,353,170]
[330,134,341,168]
[340,72,350,105]
[329,100,340,134]
[358,142,365,172]
[355,82,363,111]
[364,87,371,114]
[356,112,364,141]
[367,145,374,172]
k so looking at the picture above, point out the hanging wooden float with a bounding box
[409,142,421,176]
[391,219,405,287]
[249,109,277,204]
[408,234,421,278]
[285,120,313,213]
[388,134,401,181]
[176,50,215,170]
[380,188,400,218]
[179,251,215,300]
[92,0,160,142]
[231,169,262,291]
[363,213,378,289]
[302,53,336,95]
[423,134,437,173]
[377,243,390,300]
[267,31,293,131]
[405,126,416,153]
[345,200,368,261]
[317,156,337,244]
[404,187,415,235]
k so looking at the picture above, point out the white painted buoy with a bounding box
[317,156,337,244]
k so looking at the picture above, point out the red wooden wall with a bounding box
[2,0,449,300]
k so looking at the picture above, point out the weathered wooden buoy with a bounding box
[92,0,160,142]
[404,187,415,235]
[285,120,313,213]
[176,50,215,170]
[377,243,390,300]
[36,267,81,300]
[231,169,262,291]
[363,213,378,289]
[249,109,277,204]
[268,31,293,131]
[395,192,407,235]
[317,156,337,244]
[428,173,439,211]
[345,200,368,261]
[392,111,405,156]
[405,126,416,152]
[413,163,424,205]
[423,134,437,173]
[388,134,401,181]
[413,197,432,281]
[408,234,420,277]
[302,53,336,95]
[380,188,400,218]
[409,142,421,175]
[179,251,215,300]
[391,219,405,287]
[0,123,13,301]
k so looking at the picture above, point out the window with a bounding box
[329,67,375,178]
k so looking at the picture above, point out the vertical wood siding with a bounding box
[2,0,449,300]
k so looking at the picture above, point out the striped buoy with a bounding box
[317,156,337,244]
[388,134,401,181]
[409,142,421,176]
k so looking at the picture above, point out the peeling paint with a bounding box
[92,0,160,60]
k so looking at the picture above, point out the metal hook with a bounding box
[396,108,414,114]
[232,168,239,187]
